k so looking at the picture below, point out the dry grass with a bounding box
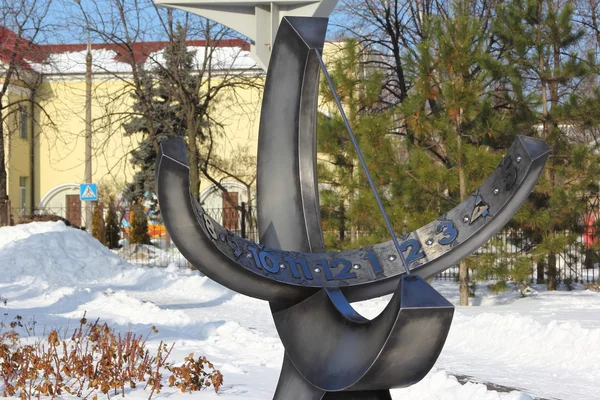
[0,314,222,399]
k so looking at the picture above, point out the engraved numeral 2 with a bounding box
[399,239,425,263]
[330,259,356,280]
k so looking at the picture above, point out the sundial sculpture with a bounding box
[156,17,550,400]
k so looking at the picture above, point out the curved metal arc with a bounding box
[257,16,328,254]
[156,139,317,304]
[157,135,549,303]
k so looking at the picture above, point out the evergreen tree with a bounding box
[317,40,399,250]
[91,204,104,243]
[129,203,150,245]
[104,196,121,249]
[492,0,600,290]
[399,2,512,304]
[123,25,202,204]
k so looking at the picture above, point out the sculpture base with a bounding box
[322,390,392,400]
[274,354,392,400]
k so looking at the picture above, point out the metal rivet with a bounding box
[493,188,499,195]
[353,264,361,269]
[426,239,433,245]
[279,264,286,269]
[516,155,522,163]
[388,255,397,261]
[314,268,321,273]
[463,216,470,223]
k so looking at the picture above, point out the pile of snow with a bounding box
[2,221,599,399]
[0,221,132,286]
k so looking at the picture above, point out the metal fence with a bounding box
[434,229,600,284]
[3,202,600,283]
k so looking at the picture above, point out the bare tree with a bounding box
[205,143,257,236]
[70,0,261,205]
[334,0,499,109]
[0,0,55,226]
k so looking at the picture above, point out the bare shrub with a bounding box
[0,315,222,399]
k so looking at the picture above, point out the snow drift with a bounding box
[1,221,599,399]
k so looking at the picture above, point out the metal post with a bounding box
[79,2,94,233]
[316,53,410,275]
[241,201,247,239]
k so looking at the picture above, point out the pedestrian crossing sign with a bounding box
[80,183,98,201]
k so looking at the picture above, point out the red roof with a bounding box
[0,26,43,69]
[0,25,251,70]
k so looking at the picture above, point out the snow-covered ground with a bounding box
[1,222,599,400]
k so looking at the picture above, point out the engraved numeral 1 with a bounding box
[283,256,302,279]
[363,252,383,274]
[248,247,262,269]
[315,259,334,281]
[295,258,313,280]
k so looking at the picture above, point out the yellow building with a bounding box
[2,34,343,230]
[3,38,263,228]
[1,53,38,220]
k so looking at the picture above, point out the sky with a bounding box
[39,0,348,46]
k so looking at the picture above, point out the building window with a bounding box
[19,107,28,139]
[19,177,27,214]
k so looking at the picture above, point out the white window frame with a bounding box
[19,107,27,139]
[19,177,27,214]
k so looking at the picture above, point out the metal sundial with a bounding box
[156,17,550,400]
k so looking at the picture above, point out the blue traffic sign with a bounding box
[80,183,98,201]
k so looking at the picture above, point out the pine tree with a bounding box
[123,25,201,204]
[129,203,150,245]
[399,1,512,304]
[492,0,600,290]
[104,196,120,249]
[317,40,399,250]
